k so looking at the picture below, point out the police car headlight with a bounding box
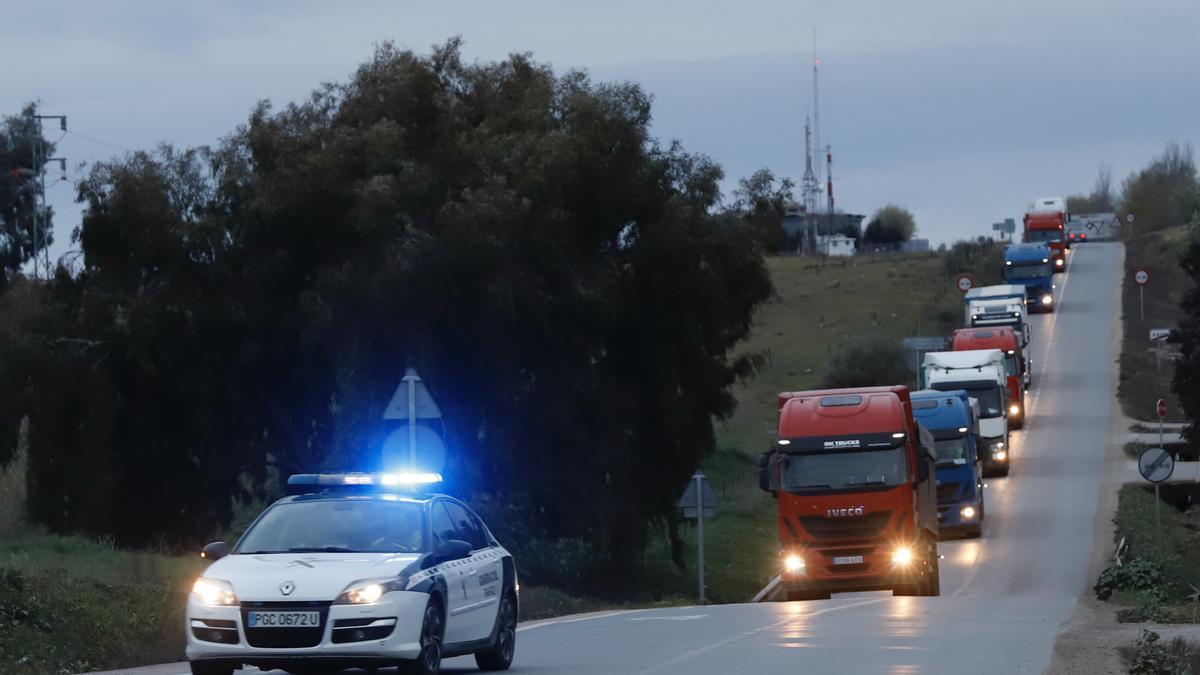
[334,577,410,605]
[192,578,238,606]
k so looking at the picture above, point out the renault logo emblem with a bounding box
[280,581,295,596]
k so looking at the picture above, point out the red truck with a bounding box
[1023,196,1068,273]
[758,386,940,600]
[951,327,1029,428]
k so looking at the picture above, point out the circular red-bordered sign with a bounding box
[1134,269,1150,286]
[956,274,974,293]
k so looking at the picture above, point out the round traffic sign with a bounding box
[1138,447,1174,483]
[956,274,974,293]
[1134,269,1150,286]
[1157,398,1168,419]
[1126,214,1136,224]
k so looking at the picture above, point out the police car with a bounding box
[186,472,518,675]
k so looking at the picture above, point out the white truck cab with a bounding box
[964,285,1031,348]
[922,349,1011,477]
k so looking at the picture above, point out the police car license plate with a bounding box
[247,611,320,628]
[833,555,864,565]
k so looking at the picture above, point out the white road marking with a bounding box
[517,608,648,632]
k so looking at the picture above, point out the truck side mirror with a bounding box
[917,460,930,483]
[757,451,773,492]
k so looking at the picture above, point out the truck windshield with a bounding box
[1004,264,1051,280]
[933,383,1003,418]
[779,447,908,493]
[1025,230,1062,243]
[934,436,970,466]
[1005,354,1018,377]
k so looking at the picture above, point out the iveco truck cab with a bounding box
[923,350,1011,476]
[911,390,985,538]
[951,327,1029,428]
[1024,196,1068,272]
[759,386,941,600]
[1004,243,1055,313]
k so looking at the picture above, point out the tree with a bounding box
[821,338,913,389]
[863,205,916,245]
[0,41,773,568]
[1171,204,1200,445]
[0,104,56,286]
[1121,142,1198,234]
[1067,166,1118,214]
[731,169,794,252]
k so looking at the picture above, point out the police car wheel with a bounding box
[189,661,235,675]
[404,598,444,675]
[475,590,517,671]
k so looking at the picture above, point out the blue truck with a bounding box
[911,389,985,538]
[1004,243,1055,313]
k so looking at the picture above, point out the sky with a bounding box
[3,0,1198,259]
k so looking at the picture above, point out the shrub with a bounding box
[1095,557,1166,600]
[821,338,913,389]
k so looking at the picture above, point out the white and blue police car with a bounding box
[186,472,518,675]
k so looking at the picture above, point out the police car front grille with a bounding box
[798,511,891,542]
[241,601,331,649]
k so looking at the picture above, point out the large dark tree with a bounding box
[0,104,56,286]
[731,168,794,252]
[1171,208,1200,445]
[1,41,772,567]
[1121,142,1198,234]
[863,204,916,245]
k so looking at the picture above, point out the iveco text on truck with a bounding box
[758,386,941,600]
[912,390,985,538]
[923,350,1011,476]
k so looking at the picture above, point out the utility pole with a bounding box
[33,110,67,280]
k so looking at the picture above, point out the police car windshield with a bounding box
[780,447,907,493]
[237,499,424,554]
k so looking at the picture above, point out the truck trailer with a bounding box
[923,350,1011,476]
[759,386,941,600]
[1024,196,1068,273]
[964,285,1031,348]
[912,390,985,538]
[951,327,1029,428]
[1004,243,1055,313]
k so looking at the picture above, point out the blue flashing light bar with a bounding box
[286,472,443,495]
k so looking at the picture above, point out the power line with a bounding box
[66,128,132,153]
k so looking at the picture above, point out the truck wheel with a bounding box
[786,589,830,601]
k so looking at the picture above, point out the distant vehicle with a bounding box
[964,285,1031,348]
[186,472,518,675]
[911,389,985,538]
[923,350,1011,476]
[1004,243,1055,313]
[759,386,941,600]
[1069,213,1120,242]
[951,327,1029,428]
[1024,196,1068,271]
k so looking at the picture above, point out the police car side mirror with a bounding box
[437,539,472,562]
[201,541,229,561]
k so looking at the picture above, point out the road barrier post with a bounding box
[695,473,705,604]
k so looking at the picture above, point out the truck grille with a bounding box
[798,511,891,542]
[937,483,960,502]
[241,601,331,649]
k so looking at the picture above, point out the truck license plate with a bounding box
[247,611,320,628]
[833,555,864,565]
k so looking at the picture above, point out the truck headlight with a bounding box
[1055,258,1064,267]
[1042,294,1053,305]
[891,546,914,566]
[1009,404,1020,416]
[334,577,410,605]
[993,449,1008,461]
[960,506,977,520]
[192,578,238,606]
[783,554,805,575]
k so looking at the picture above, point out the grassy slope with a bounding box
[1111,484,1200,622]
[1118,226,1191,422]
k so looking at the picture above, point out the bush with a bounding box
[1095,557,1166,600]
[821,338,913,389]
[1129,630,1195,675]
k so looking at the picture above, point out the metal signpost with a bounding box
[904,336,948,388]
[382,368,445,471]
[1139,446,1175,528]
[1134,268,1149,320]
[678,471,718,603]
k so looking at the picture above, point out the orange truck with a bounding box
[951,327,1029,428]
[758,386,941,600]
[1023,196,1068,273]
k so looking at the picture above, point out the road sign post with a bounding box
[678,471,717,603]
[1138,446,1175,528]
[383,368,445,471]
[1134,269,1150,320]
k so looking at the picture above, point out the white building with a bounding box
[817,234,856,257]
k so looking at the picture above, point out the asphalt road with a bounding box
[107,243,1123,675]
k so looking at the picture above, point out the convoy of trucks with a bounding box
[758,194,1073,602]
[1003,243,1055,312]
[1023,196,1068,272]
[760,386,941,599]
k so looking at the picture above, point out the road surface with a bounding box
[104,243,1124,674]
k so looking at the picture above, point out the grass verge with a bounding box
[1105,484,1200,623]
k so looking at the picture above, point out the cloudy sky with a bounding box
[3,0,1198,257]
